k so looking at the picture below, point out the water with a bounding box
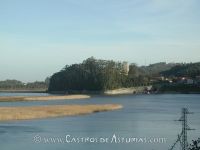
[0,92,50,97]
[0,93,199,150]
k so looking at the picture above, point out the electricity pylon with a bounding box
[169,108,194,150]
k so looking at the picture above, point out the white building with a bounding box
[122,62,129,75]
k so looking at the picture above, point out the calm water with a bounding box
[0,93,199,150]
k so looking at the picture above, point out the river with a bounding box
[0,93,199,150]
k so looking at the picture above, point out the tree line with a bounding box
[48,57,150,92]
[48,57,200,92]
[161,62,200,78]
[0,79,48,90]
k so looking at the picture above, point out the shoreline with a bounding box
[0,92,199,102]
[0,88,199,103]
[0,104,123,121]
[0,95,91,102]
[156,91,200,94]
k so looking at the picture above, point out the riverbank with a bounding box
[156,84,200,94]
[48,86,152,95]
[0,104,122,121]
[0,95,91,102]
[104,86,152,95]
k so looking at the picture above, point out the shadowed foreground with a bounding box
[0,104,122,121]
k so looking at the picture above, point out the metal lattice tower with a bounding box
[169,108,194,150]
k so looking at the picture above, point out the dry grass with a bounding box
[0,104,122,121]
[0,95,91,102]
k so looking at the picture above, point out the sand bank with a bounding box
[0,104,122,121]
[0,95,91,102]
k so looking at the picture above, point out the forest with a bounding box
[48,57,185,92]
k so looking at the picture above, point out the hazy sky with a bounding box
[0,0,200,82]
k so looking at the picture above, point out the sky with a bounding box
[0,0,200,82]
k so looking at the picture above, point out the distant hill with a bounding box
[161,62,200,78]
[140,62,179,76]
